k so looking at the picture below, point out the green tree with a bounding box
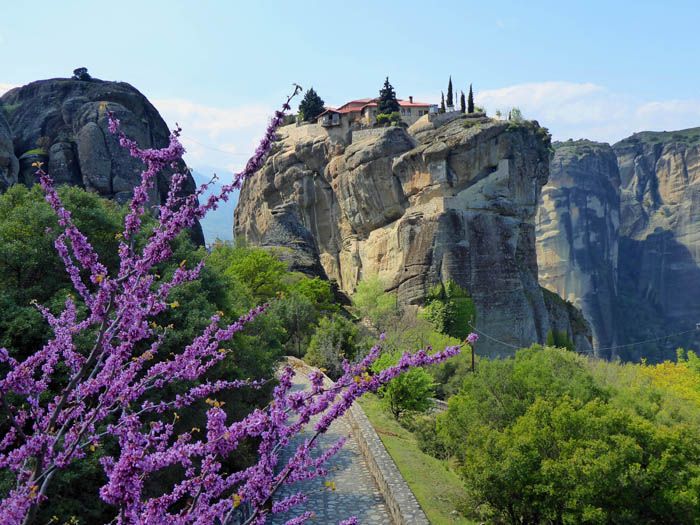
[456,397,700,524]
[546,329,575,351]
[467,84,474,113]
[439,91,445,114]
[352,275,400,333]
[372,352,435,419]
[509,107,523,122]
[377,77,399,114]
[446,76,453,107]
[0,185,286,523]
[305,314,360,379]
[298,87,325,122]
[421,280,475,340]
[207,242,288,302]
[459,91,465,113]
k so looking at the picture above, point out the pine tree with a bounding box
[446,76,453,108]
[460,91,466,113]
[440,91,446,114]
[299,87,325,122]
[467,84,474,113]
[377,77,399,114]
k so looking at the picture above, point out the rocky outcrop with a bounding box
[612,130,700,360]
[536,131,700,362]
[536,140,621,358]
[235,116,593,357]
[0,109,18,192]
[0,77,203,244]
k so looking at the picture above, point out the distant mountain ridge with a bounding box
[191,169,237,243]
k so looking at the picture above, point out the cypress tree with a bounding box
[299,87,325,122]
[440,91,445,114]
[446,76,453,108]
[467,84,475,113]
[460,91,466,113]
[377,77,400,114]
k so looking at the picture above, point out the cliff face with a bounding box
[613,130,700,360]
[0,110,18,192]
[536,131,700,362]
[0,77,202,244]
[235,115,593,357]
[536,141,621,359]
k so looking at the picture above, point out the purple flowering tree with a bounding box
[0,86,469,524]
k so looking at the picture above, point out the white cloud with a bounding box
[153,98,275,183]
[475,82,700,144]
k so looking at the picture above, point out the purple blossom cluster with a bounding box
[0,85,471,524]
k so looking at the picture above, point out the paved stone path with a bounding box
[268,371,392,524]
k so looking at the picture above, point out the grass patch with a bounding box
[358,393,475,524]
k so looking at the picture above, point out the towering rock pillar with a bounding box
[536,141,620,358]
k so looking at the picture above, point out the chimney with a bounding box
[409,96,413,103]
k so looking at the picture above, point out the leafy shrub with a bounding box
[304,314,360,379]
[411,415,449,459]
[421,280,475,340]
[375,113,391,126]
[372,352,435,419]
[545,329,574,351]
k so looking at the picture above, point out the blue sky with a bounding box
[2,0,700,187]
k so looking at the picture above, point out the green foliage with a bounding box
[207,242,288,302]
[430,345,700,524]
[377,77,399,114]
[467,84,474,113]
[0,186,289,522]
[304,314,360,379]
[411,415,449,459]
[2,103,21,115]
[421,280,475,341]
[428,349,476,400]
[545,329,575,351]
[439,91,445,113]
[298,87,325,122]
[352,275,399,333]
[446,76,453,107]
[457,397,700,524]
[19,148,48,159]
[375,113,390,126]
[509,106,523,122]
[459,91,465,113]
[372,352,435,419]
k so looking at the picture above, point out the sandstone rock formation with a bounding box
[235,116,593,357]
[0,77,202,244]
[536,131,700,362]
[613,129,700,360]
[536,140,621,359]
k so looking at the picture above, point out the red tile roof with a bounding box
[316,97,434,119]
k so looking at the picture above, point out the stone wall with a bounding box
[278,123,325,142]
[285,357,429,525]
[351,128,392,143]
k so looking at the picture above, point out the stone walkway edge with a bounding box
[286,357,430,525]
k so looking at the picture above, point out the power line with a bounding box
[468,323,697,354]
[595,329,697,352]
[468,323,521,349]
